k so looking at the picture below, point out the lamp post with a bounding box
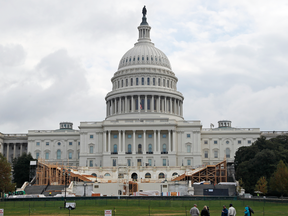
[63,168,71,208]
[83,183,87,197]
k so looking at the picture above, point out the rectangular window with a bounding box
[248,140,252,144]
[163,79,165,87]
[36,142,40,146]
[131,78,133,86]
[205,151,208,158]
[214,140,217,144]
[142,77,144,85]
[126,79,128,86]
[148,134,152,138]
[121,80,123,87]
[163,159,166,166]
[45,152,49,160]
[89,160,93,167]
[187,145,191,153]
[113,135,118,138]
[69,142,72,145]
[118,81,120,88]
[162,134,167,138]
[138,134,142,138]
[153,78,155,85]
[147,77,150,85]
[89,146,93,154]
[78,142,80,145]
[158,78,160,86]
[204,141,208,144]
[214,151,218,158]
[167,80,169,87]
[148,159,152,166]
[90,135,93,139]
[78,151,80,159]
[136,78,139,85]
[36,152,39,159]
[238,140,241,144]
[113,159,116,166]
[127,134,132,138]
[69,152,72,159]
[187,134,190,138]
[187,159,191,166]
[46,142,49,146]
[127,159,131,166]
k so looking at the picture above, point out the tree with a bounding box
[270,160,288,197]
[12,153,35,187]
[255,176,268,195]
[0,153,16,194]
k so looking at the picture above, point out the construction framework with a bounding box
[172,160,227,184]
[35,160,92,185]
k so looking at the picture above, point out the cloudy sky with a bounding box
[1,0,288,133]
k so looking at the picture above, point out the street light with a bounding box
[63,168,71,208]
[83,183,87,197]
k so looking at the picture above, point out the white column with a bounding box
[152,95,154,112]
[168,130,171,153]
[20,143,23,156]
[6,143,9,161]
[177,100,180,115]
[131,96,134,112]
[125,96,127,113]
[118,130,121,153]
[133,130,136,154]
[153,130,156,153]
[164,97,167,113]
[103,131,107,152]
[145,95,147,112]
[170,98,172,114]
[174,99,177,115]
[122,130,125,153]
[157,96,160,112]
[119,98,122,114]
[138,95,140,112]
[13,143,16,159]
[108,131,111,153]
[181,101,183,116]
[172,130,176,153]
[114,99,117,114]
[143,130,146,154]
[158,130,161,153]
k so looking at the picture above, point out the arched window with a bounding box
[113,144,117,153]
[57,142,61,146]
[57,150,61,160]
[162,144,167,152]
[145,173,151,178]
[158,173,165,179]
[148,144,152,153]
[138,144,142,153]
[91,173,97,177]
[226,148,230,158]
[104,173,111,176]
[128,144,132,153]
[172,172,178,176]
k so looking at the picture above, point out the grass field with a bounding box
[0,198,287,215]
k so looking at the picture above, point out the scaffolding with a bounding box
[172,160,227,184]
[35,159,92,185]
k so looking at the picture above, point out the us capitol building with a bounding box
[0,9,283,181]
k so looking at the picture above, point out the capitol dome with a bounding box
[105,9,184,120]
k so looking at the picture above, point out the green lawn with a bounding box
[0,198,287,215]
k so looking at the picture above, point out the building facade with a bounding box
[0,11,285,180]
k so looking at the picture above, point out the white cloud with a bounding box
[0,0,288,132]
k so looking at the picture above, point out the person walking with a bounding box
[221,205,228,216]
[228,204,236,216]
[244,207,250,216]
[200,205,210,216]
[190,204,200,216]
